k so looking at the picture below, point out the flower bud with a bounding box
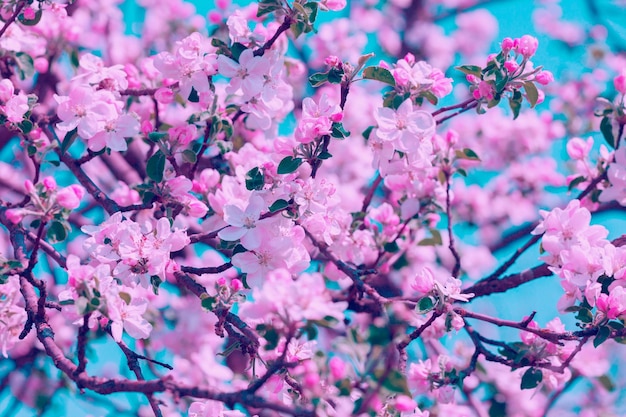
[535,70,554,85]
[614,71,626,94]
[516,35,538,58]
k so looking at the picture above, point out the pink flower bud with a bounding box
[208,11,222,24]
[566,137,593,160]
[0,79,14,103]
[516,35,538,58]
[394,395,417,412]
[614,71,626,94]
[330,112,343,123]
[56,185,84,210]
[465,74,479,84]
[403,52,416,66]
[231,279,243,291]
[504,61,519,74]
[324,55,341,67]
[34,57,49,73]
[501,37,515,52]
[535,70,554,85]
[186,199,208,217]
[22,7,36,20]
[42,176,57,191]
[5,208,24,224]
[215,0,230,9]
[141,120,154,135]
[24,180,35,193]
[217,277,227,286]
[328,357,346,380]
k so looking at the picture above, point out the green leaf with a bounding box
[456,65,482,77]
[508,96,522,119]
[188,87,199,103]
[257,0,282,17]
[418,229,442,246]
[600,117,615,148]
[327,67,344,84]
[362,126,374,140]
[331,122,350,139]
[147,131,167,143]
[118,292,131,305]
[455,148,480,161]
[14,52,34,80]
[18,9,42,26]
[598,374,615,391]
[575,307,593,324]
[277,156,303,174]
[263,327,280,350]
[231,43,247,62]
[46,221,68,243]
[520,368,542,390]
[245,167,265,190]
[61,128,78,155]
[318,151,332,160]
[146,151,166,182]
[523,81,539,108]
[362,66,396,87]
[309,72,329,87]
[17,119,33,134]
[383,241,400,253]
[269,199,289,213]
[416,296,435,313]
[150,275,163,295]
[594,325,611,348]
[382,369,411,395]
[182,149,197,163]
[303,2,318,23]
[232,244,247,255]
[201,295,217,311]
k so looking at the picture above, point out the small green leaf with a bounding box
[46,220,68,243]
[277,156,303,174]
[508,96,522,119]
[269,199,289,213]
[362,66,396,87]
[118,292,131,305]
[594,325,611,348]
[188,87,199,103]
[523,81,539,108]
[61,128,78,155]
[18,119,33,134]
[384,241,400,253]
[231,43,247,62]
[303,2,318,23]
[146,150,166,182]
[416,297,435,313]
[318,151,332,160]
[245,167,265,190]
[575,307,593,324]
[201,295,217,311]
[331,122,350,139]
[418,229,442,246]
[568,176,586,191]
[382,369,411,395]
[456,65,482,77]
[147,131,167,143]
[598,374,615,391]
[362,126,374,140]
[232,244,247,255]
[520,368,542,390]
[14,52,35,80]
[455,148,480,161]
[182,149,197,163]
[600,117,615,148]
[328,67,344,84]
[309,72,329,87]
[150,275,163,295]
[257,0,282,17]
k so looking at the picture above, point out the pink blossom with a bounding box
[217,48,269,99]
[218,194,271,250]
[614,70,626,94]
[3,94,29,123]
[374,99,436,152]
[515,35,539,58]
[107,296,153,343]
[56,184,85,210]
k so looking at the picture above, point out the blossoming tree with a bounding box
[1,0,626,416]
